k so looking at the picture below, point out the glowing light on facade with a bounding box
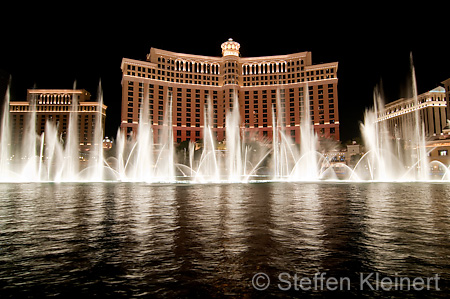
[221,38,240,57]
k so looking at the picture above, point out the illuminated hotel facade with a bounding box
[9,89,107,150]
[377,86,450,166]
[121,39,339,144]
[377,86,447,138]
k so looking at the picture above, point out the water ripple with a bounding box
[0,182,449,297]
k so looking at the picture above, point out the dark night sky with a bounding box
[1,4,449,141]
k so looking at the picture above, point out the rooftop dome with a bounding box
[430,86,445,93]
[221,38,240,57]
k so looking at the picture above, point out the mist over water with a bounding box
[357,55,430,181]
[0,67,444,183]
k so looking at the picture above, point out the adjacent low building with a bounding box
[377,85,450,168]
[9,89,107,151]
[377,86,447,139]
[441,77,450,117]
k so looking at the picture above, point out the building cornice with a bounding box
[378,100,446,122]
[147,48,337,70]
[240,52,310,62]
[121,58,156,70]
[305,61,338,70]
[149,48,222,62]
[28,89,87,94]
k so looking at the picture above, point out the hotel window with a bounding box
[439,150,448,156]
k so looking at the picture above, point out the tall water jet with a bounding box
[120,89,175,182]
[189,141,195,178]
[195,97,220,182]
[271,102,280,178]
[225,91,242,181]
[19,92,41,181]
[408,53,429,180]
[358,54,430,181]
[359,88,401,181]
[131,84,154,182]
[85,81,105,181]
[44,120,65,181]
[154,92,175,181]
[271,85,319,181]
[271,90,292,179]
[60,83,80,181]
[292,83,319,180]
[0,80,11,181]
[115,127,127,180]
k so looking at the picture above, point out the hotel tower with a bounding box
[121,39,339,144]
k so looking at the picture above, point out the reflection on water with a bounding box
[0,182,449,297]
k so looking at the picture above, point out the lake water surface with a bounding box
[0,182,449,297]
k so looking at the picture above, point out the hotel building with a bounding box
[9,89,107,150]
[377,86,450,166]
[121,39,339,144]
[377,86,447,138]
[442,77,450,117]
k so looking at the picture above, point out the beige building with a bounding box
[377,86,447,138]
[427,139,450,167]
[121,39,339,144]
[378,85,450,168]
[442,77,450,117]
[9,89,107,151]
